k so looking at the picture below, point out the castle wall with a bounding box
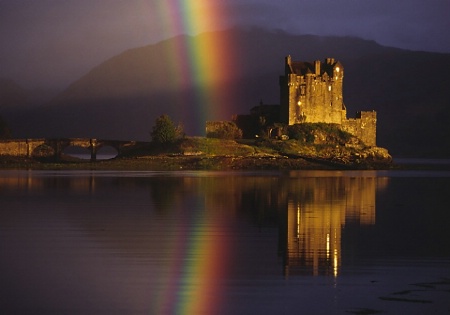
[342,111,377,147]
[279,76,290,124]
[281,58,346,125]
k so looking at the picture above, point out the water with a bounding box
[1,170,449,314]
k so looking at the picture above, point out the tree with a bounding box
[150,114,183,144]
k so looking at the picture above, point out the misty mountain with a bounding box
[3,28,450,157]
[0,79,29,108]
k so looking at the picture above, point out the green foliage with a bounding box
[150,114,184,145]
[336,128,353,143]
[287,124,316,143]
[207,121,243,140]
[180,137,254,156]
[0,116,12,139]
[287,123,353,145]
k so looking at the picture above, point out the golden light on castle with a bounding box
[281,175,387,277]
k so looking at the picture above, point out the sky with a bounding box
[1,0,449,89]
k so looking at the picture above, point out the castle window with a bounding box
[336,67,340,72]
[328,85,331,91]
[300,85,306,95]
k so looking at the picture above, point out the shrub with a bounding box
[288,124,316,143]
[288,123,354,145]
[150,114,184,145]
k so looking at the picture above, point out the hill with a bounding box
[0,79,29,109]
[3,27,450,157]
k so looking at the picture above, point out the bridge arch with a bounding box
[45,139,137,161]
[31,143,55,159]
[62,144,118,160]
[62,145,92,160]
[96,145,118,160]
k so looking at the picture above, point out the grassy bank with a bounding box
[0,137,393,171]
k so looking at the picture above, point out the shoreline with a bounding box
[0,135,394,171]
[2,154,448,171]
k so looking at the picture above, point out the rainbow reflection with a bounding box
[151,195,231,315]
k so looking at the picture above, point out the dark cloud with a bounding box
[0,0,448,88]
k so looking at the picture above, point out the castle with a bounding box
[207,56,377,147]
[279,55,377,146]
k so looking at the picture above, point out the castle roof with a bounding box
[289,61,315,75]
[288,58,341,77]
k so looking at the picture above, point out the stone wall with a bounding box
[0,139,32,156]
[281,57,346,125]
[206,121,243,139]
[342,111,377,147]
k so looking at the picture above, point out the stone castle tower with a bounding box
[280,56,377,146]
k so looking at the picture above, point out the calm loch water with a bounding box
[1,170,449,314]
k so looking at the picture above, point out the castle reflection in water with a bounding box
[0,170,389,277]
[279,173,388,277]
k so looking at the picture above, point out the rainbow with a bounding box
[148,0,238,134]
[151,195,231,314]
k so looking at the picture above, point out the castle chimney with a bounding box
[314,60,320,75]
[286,55,292,65]
[285,55,292,75]
[326,58,335,65]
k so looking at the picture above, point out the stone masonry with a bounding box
[280,56,377,146]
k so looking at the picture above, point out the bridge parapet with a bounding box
[0,138,145,161]
[0,139,46,157]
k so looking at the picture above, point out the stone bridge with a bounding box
[0,138,144,161]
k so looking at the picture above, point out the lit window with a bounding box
[328,86,331,91]
[336,67,340,72]
[300,85,306,95]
